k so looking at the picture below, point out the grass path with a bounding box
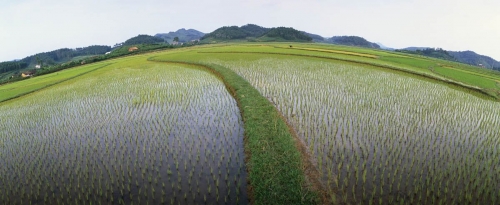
[149,58,324,204]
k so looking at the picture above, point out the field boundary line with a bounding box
[0,63,113,104]
[198,51,499,101]
[149,59,327,204]
[277,46,379,59]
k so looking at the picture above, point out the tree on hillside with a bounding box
[173,37,179,42]
[123,35,165,46]
[264,27,312,41]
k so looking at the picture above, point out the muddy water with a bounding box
[0,64,248,204]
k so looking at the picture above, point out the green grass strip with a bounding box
[149,59,320,204]
[198,51,499,101]
[0,63,112,103]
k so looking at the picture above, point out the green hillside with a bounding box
[449,50,500,70]
[200,24,270,42]
[257,27,312,42]
[155,28,205,43]
[0,45,111,81]
[327,36,381,48]
[200,24,311,43]
[122,34,165,46]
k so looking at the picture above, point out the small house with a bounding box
[21,71,36,78]
[35,64,41,69]
[105,52,111,55]
[128,47,139,52]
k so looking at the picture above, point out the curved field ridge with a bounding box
[220,58,500,204]
[287,47,379,59]
[197,51,498,101]
[148,59,322,204]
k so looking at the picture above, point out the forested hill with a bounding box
[448,51,500,70]
[0,45,111,74]
[200,24,311,42]
[200,24,270,41]
[155,29,205,43]
[395,48,456,62]
[396,48,500,70]
[302,32,325,42]
[122,35,165,46]
[259,27,312,42]
[327,36,380,49]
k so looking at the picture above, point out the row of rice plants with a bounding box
[0,63,248,204]
[218,57,500,204]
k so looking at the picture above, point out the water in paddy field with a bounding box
[0,64,248,204]
[220,58,500,205]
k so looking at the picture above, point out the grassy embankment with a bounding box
[149,57,321,204]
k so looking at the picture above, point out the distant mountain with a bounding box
[448,51,500,70]
[123,35,165,46]
[397,47,500,70]
[402,47,432,51]
[0,45,111,77]
[376,42,394,51]
[240,24,270,37]
[396,48,456,61]
[201,24,268,41]
[200,24,311,42]
[155,29,205,43]
[258,27,312,42]
[301,32,325,42]
[327,36,380,49]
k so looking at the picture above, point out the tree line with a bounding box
[396,48,456,61]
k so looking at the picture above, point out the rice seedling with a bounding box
[0,60,248,204]
[212,57,500,204]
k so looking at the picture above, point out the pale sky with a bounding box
[1,0,499,62]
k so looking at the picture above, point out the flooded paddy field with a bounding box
[215,57,500,204]
[0,61,248,204]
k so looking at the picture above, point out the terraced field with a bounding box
[2,43,499,205]
[0,58,248,204]
[152,44,500,204]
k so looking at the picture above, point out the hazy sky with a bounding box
[1,0,499,62]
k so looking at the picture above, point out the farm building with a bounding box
[21,71,36,78]
[128,47,139,52]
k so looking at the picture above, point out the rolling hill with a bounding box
[0,45,111,81]
[200,24,311,42]
[200,24,270,41]
[398,47,500,70]
[327,36,380,49]
[448,51,500,70]
[155,28,205,43]
[122,34,165,46]
[256,27,312,42]
[302,32,325,42]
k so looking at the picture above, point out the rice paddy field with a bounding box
[151,44,500,204]
[0,58,248,204]
[1,43,500,205]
